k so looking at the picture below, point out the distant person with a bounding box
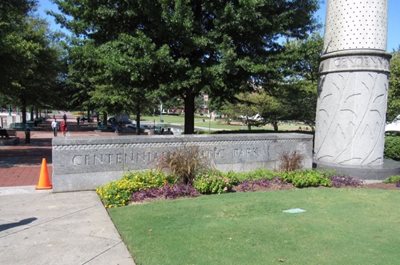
[63,113,67,122]
[51,119,58,137]
[76,116,80,126]
[60,120,67,136]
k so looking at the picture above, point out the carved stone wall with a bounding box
[52,134,313,192]
[315,0,390,167]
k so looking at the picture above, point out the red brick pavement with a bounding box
[0,130,53,187]
[0,123,114,187]
[0,166,52,187]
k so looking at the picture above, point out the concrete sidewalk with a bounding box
[0,187,135,265]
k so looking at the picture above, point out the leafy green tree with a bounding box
[54,0,319,134]
[219,34,323,131]
[16,19,62,123]
[387,49,400,121]
[272,33,323,130]
[220,91,287,131]
[252,92,287,131]
[0,0,35,92]
[93,33,170,133]
[219,92,258,127]
[62,40,102,124]
[0,1,63,124]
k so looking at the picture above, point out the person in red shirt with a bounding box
[60,120,68,136]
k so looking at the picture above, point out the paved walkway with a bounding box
[0,114,135,264]
[0,188,134,265]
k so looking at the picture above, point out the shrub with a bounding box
[248,168,280,179]
[384,175,400,184]
[224,171,241,185]
[123,170,175,189]
[158,146,210,184]
[226,168,278,184]
[236,178,285,192]
[131,184,199,202]
[281,171,296,183]
[96,178,136,208]
[282,170,332,188]
[279,151,304,172]
[384,136,400,161]
[194,170,234,194]
[329,175,362,187]
[96,170,172,208]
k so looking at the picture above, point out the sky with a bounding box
[37,0,399,51]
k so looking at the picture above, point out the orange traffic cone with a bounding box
[36,158,52,190]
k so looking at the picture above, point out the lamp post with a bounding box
[159,102,163,123]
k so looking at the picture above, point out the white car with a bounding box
[240,113,264,122]
[385,115,400,132]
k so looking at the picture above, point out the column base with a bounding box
[313,159,400,180]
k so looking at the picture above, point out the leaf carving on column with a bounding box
[316,71,388,166]
[315,73,348,156]
[333,72,378,164]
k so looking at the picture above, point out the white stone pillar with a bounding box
[314,0,391,167]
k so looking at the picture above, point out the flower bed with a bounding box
[97,168,373,208]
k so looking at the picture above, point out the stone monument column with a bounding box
[314,0,394,176]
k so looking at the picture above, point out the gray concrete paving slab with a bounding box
[0,224,119,264]
[84,241,134,265]
[0,185,37,196]
[0,190,135,265]
[0,217,35,237]
[0,191,97,227]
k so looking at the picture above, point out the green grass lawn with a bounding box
[109,188,400,265]
[141,115,310,131]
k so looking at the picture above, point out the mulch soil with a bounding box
[362,182,399,190]
[233,182,399,192]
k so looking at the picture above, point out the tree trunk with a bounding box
[136,104,141,135]
[87,109,91,122]
[21,97,27,124]
[35,107,39,119]
[30,107,34,121]
[102,111,107,127]
[246,117,251,130]
[272,121,278,132]
[184,93,195,134]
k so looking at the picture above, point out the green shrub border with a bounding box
[96,170,174,208]
[384,175,400,184]
[384,136,400,161]
[97,168,338,208]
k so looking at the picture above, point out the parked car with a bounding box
[240,113,264,122]
[108,114,132,125]
[385,115,400,132]
[126,124,145,133]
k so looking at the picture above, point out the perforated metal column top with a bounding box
[323,0,388,53]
